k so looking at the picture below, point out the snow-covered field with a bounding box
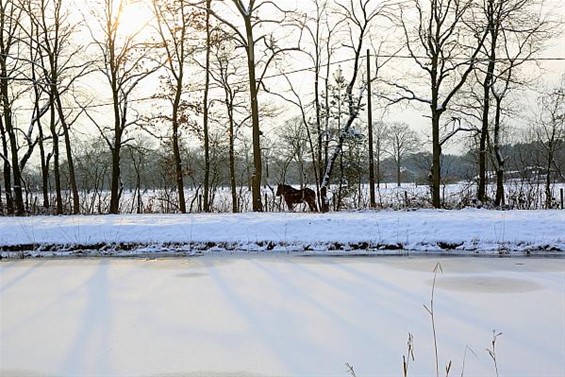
[71,182,565,213]
[1,255,564,376]
[0,209,564,257]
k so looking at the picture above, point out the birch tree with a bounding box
[318,0,391,212]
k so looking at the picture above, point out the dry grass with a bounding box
[347,263,503,377]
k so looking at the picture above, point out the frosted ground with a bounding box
[1,209,564,376]
[74,182,565,214]
[0,208,563,257]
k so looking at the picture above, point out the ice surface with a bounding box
[1,256,564,377]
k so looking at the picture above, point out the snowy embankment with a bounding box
[1,209,563,258]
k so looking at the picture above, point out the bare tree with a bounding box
[0,0,26,215]
[373,120,389,188]
[88,0,160,214]
[470,0,551,205]
[27,0,92,214]
[151,0,202,213]
[276,116,310,186]
[290,0,343,207]
[385,122,420,186]
[208,32,249,213]
[318,0,391,212]
[209,0,299,211]
[202,0,212,212]
[325,67,350,210]
[124,137,153,214]
[367,37,401,204]
[265,31,342,207]
[490,7,552,206]
[25,5,51,211]
[535,78,564,208]
[392,0,488,208]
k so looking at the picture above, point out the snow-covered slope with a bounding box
[1,209,563,257]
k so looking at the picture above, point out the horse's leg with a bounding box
[285,198,294,212]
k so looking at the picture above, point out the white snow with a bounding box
[0,209,563,257]
[1,209,564,376]
[1,256,564,376]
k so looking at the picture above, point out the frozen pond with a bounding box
[1,255,564,377]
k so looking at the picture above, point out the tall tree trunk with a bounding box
[32,82,49,209]
[228,114,238,213]
[55,94,80,214]
[1,74,24,215]
[109,94,123,214]
[1,0,19,215]
[314,51,322,203]
[396,153,401,187]
[36,106,50,210]
[431,110,442,208]
[478,64,492,204]
[544,148,554,208]
[29,22,50,210]
[320,50,331,212]
[336,92,343,211]
[154,0,188,213]
[429,48,442,208]
[492,96,505,206]
[0,119,14,214]
[477,60,492,204]
[172,124,186,213]
[49,93,63,214]
[109,141,121,213]
[478,1,497,204]
[203,0,211,212]
[367,49,376,207]
[171,62,186,213]
[243,17,263,212]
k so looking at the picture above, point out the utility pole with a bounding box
[367,49,376,208]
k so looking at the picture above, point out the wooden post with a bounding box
[367,49,376,208]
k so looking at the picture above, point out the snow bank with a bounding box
[0,209,563,258]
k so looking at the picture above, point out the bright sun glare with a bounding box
[117,1,154,37]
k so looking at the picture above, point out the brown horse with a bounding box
[276,184,318,212]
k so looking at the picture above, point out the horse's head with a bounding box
[276,184,282,196]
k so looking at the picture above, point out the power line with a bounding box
[13,53,565,111]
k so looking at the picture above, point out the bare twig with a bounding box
[424,262,444,377]
[345,362,357,377]
[486,330,503,377]
[403,332,415,377]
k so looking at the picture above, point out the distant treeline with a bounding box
[10,137,563,214]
